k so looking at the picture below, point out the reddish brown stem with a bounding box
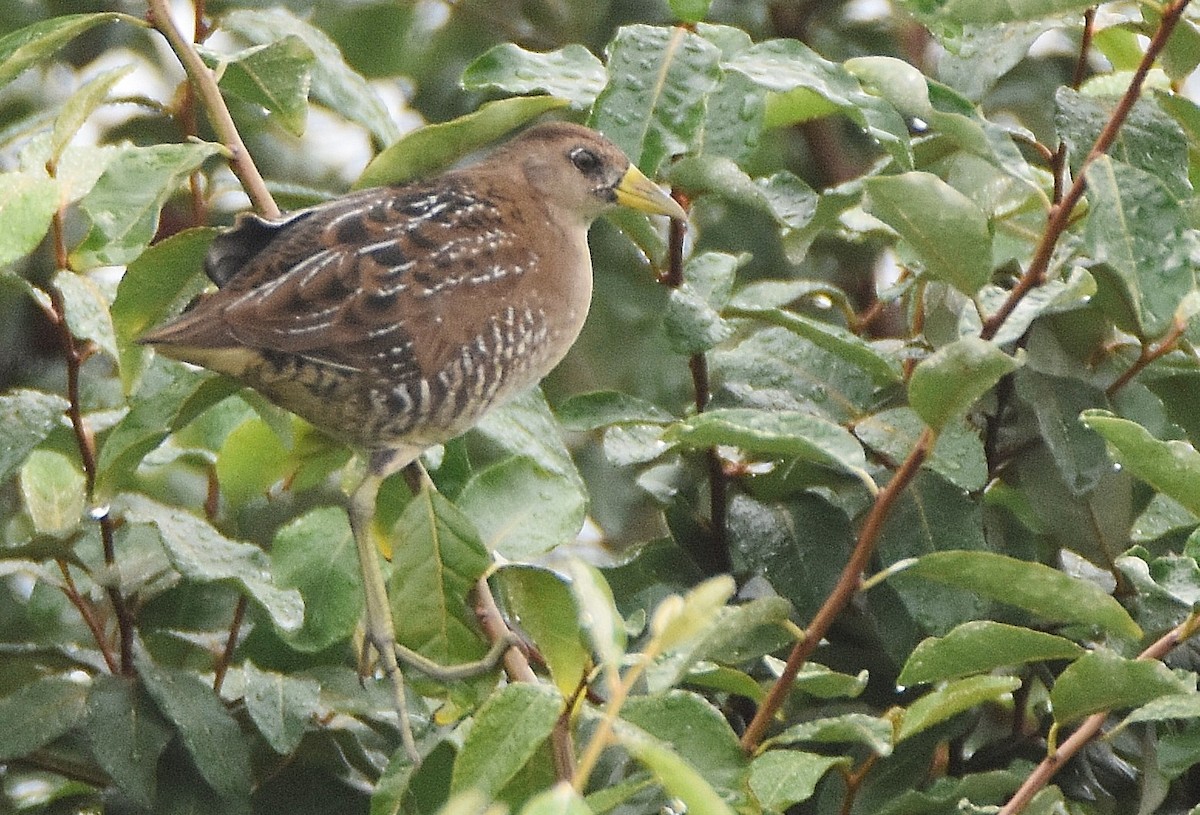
[1106,319,1186,397]
[981,0,1190,342]
[147,0,279,218]
[740,428,934,753]
[999,615,1200,814]
[57,560,120,674]
[212,595,247,693]
[660,194,731,574]
[45,194,135,675]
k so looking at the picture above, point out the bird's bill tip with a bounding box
[614,165,688,221]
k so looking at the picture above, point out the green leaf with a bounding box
[898,0,1097,24]
[933,20,1057,101]
[119,493,304,631]
[112,227,216,391]
[646,595,791,697]
[19,449,85,536]
[450,683,562,797]
[135,650,252,806]
[668,159,819,238]
[457,456,586,560]
[1121,693,1200,727]
[50,64,133,160]
[53,269,118,361]
[566,559,626,678]
[70,142,220,268]
[665,408,868,476]
[0,389,68,484]
[1083,156,1194,340]
[976,267,1097,345]
[0,13,127,90]
[897,675,1021,741]
[519,784,592,815]
[788,662,870,700]
[876,472,988,645]
[271,507,363,652]
[863,172,993,295]
[1050,648,1191,725]
[217,36,315,137]
[355,96,567,189]
[1116,549,1200,633]
[768,713,894,756]
[726,494,851,620]
[669,0,714,23]
[611,717,738,815]
[86,676,173,809]
[854,408,987,492]
[696,69,764,162]
[727,306,902,387]
[902,550,1142,642]
[749,750,847,811]
[713,326,879,424]
[1056,89,1191,200]
[621,691,748,802]
[389,489,491,669]
[726,38,911,169]
[0,171,60,265]
[494,565,589,697]
[590,24,722,176]
[0,675,88,760]
[845,56,933,119]
[1081,410,1200,516]
[242,662,319,755]
[909,337,1017,431]
[475,388,582,486]
[221,8,398,145]
[663,253,739,355]
[899,621,1085,686]
[1013,369,1109,497]
[555,391,674,432]
[95,360,236,495]
[648,576,735,653]
[215,417,289,507]
[461,43,606,109]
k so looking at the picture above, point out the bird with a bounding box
[139,121,687,762]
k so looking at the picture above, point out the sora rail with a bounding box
[140,121,686,762]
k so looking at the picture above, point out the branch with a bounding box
[998,612,1200,815]
[980,0,1190,342]
[662,193,731,574]
[147,0,279,218]
[1106,317,1187,397]
[44,194,134,675]
[740,428,934,753]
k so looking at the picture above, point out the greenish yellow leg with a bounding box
[348,450,520,764]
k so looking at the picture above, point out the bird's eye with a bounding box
[570,147,602,175]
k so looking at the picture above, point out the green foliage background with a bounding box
[3,1,1200,814]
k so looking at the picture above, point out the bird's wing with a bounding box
[215,180,537,374]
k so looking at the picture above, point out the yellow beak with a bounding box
[615,164,688,221]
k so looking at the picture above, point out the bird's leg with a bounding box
[348,451,421,763]
[386,461,521,681]
[348,450,518,763]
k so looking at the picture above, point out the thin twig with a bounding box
[739,428,934,753]
[981,0,1190,342]
[473,576,576,781]
[1106,317,1187,397]
[147,0,279,218]
[998,613,1200,814]
[662,195,731,574]
[213,595,247,693]
[45,188,135,675]
[57,560,120,674]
